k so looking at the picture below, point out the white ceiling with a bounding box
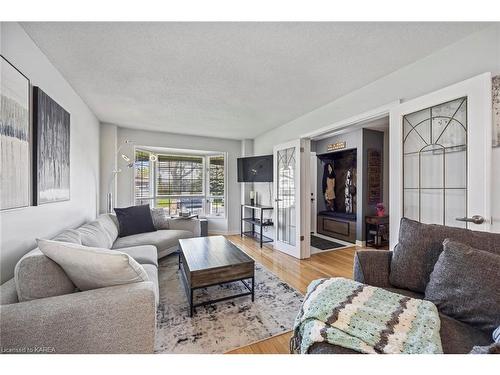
[21,22,489,140]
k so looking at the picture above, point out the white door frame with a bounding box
[273,138,311,259]
[389,72,492,249]
[301,101,400,140]
[310,152,318,234]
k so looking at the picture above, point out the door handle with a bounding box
[274,199,283,202]
[455,215,484,224]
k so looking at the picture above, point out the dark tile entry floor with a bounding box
[310,235,346,250]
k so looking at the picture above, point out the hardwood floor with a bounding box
[224,234,358,354]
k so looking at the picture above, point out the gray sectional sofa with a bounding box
[0,213,202,354]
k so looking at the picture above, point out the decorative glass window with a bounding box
[276,147,296,245]
[207,155,225,217]
[403,97,467,227]
[134,150,226,218]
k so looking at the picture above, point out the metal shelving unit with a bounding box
[240,204,274,248]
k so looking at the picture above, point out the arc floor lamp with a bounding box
[107,139,134,213]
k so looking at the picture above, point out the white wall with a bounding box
[101,125,242,234]
[254,24,500,232]
[99,123,118,213]
[240,139,254,206]
[0,22,100,283]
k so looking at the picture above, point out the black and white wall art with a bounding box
[33,87,70,204]
[0,56,31,210]
[493,75,500,147]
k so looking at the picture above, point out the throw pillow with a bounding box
[390,218,500,293]
[150,207,169,230]
[96,214,119,243]
[52,229,82,244]
[37,239,149,291]
[114,204,157,237]
[77,220,113,248]
[424,239,500,332]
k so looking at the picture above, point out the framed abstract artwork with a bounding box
[33,87,71,205]
[0,55,31,210]
[493,75,500,147]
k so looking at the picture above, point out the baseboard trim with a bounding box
[208,230,240,236]
[356,240,366,247]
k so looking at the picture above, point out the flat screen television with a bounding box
[237,155,273,182]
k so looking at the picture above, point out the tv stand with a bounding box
[240,204,274,248]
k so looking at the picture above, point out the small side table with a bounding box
[365,215,389,249]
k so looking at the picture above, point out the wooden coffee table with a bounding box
[178,236,255,317]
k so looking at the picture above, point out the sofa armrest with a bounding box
[353,250,392,288]
[0,281,156,354]
[168,217,201,236]
[0,277,18,305]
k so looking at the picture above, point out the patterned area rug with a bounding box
[155,254,304,354]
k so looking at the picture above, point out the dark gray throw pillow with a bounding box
[114,204,157,237]
[425,239,500,332]
[390,218,500,293]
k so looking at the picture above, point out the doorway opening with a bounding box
[308,116,390,254]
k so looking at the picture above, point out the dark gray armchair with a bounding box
[306,218,500,354]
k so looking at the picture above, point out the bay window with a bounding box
[134,149,226,218]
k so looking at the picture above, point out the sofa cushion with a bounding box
[439,313,492,353]
[167,217,201,237]
[151,208,169,230]
[112,229,193,255]
[142,264,159,306]
[114,204,156,237]
[390,218,500,293]
[117,245,158,267]
[37,239,148,291]
[14,248,76,302]
[77,220,113,249]
[52,229,82,244]
[425,240,500,332]
[96,214,119,243]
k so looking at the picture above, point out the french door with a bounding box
[273,139,310,258]
[389,73,492,248]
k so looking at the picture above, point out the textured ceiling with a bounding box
[21,22,488,139]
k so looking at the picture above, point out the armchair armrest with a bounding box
[0,281,156,354]
[353,250,392,288]
[168,217,201,237]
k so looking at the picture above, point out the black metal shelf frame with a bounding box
[240,204,274,248]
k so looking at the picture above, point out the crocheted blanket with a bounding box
[291,278,442,354]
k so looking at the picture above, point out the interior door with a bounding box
[273,139,310,258]
[389,73,492,249]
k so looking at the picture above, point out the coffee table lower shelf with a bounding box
[178,253,255,317]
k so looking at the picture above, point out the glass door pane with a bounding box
[277,147,296,245]
[402,97,467,227]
